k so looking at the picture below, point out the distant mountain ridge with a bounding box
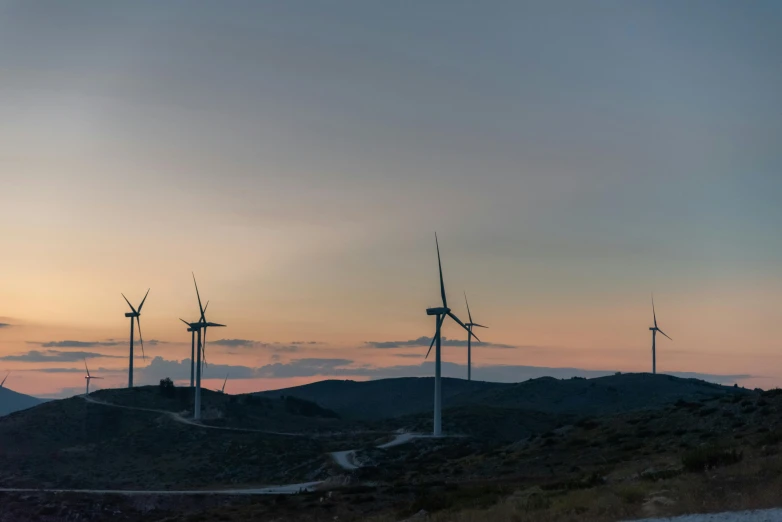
[0,387,45,416]
[254,373,749,420]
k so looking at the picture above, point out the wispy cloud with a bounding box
[33,340,123,348]
[34,356,754,398]
[212,339,256,347]
[271,345,300,353]
[0,350,124,362]
[0,323,12,328]
[366,336,516,349]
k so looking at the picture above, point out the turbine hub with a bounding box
[426,307,450,316]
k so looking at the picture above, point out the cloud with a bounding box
[0,350,124,362]
[271,345,300,353]
[46,355,749,394]
[0,323,12,328]
[212,339,256,347]
[35,340,122,348]
[256,358,354,378]
[366,336,516,349]
[291,341,320,345]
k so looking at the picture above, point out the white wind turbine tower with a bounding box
[84,360,103,395]
[122,289,149,388]
[180,274,225,421]
[649,295,672,374]
[424,234,478,437]
[463,293,488,381]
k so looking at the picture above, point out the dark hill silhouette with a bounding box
[0,387,45,417]
[0,386,349,490]
[253,377,502,420]
[255,373,750,420]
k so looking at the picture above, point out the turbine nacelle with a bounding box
[124,312,139,318]
[426,307,450,316]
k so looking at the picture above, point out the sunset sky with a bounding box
[1,1,780,397]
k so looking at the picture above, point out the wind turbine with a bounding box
[84,360,103,395]
[181,300,207,389]
[463,293,488,381]
[122,289,149,388]
[649,295,672,374]
[0,372,9,388]
[424,234,478,437]
[180,274,225,421]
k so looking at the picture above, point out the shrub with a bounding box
[159,377,176,397]
[757,431,782,447]
[682,445,743,472]
[618,484,647,504]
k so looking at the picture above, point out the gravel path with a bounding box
[626,508,782,522]
[0,482,322,496]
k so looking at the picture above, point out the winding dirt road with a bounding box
[0,394,423,496]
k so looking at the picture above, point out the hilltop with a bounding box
[0,386,45,416]
[0,384,361,490]
[256,373,750,420]
[254,377,500,420]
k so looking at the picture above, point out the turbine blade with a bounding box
[193,273,206,322]
[447,312,480,341]
[472,323,489,328]
[136,317,146,362]
[122,293,138,314]
[204,301,209,314]
[206,322,226,327]
[137,288,150,313]
[0,372,8,388]
[425,336,436,360]
[658,329,672,341]
[180,318,191,327]
[84,359,90,377]
[464,291,473,324]
[652,294,658,328]
[435,233,447,308]
[222,373,228,392]
[425,315,446,359]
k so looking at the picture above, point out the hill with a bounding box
[0,386,45,416]
[450,373,750,415]
[256,373,749,420]
[0,385,359,490]
[254,377,503,420]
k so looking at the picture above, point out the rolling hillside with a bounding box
[254,377,504,420]
[0,386,45,416]
[256,373,750,420]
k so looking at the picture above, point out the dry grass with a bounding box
[366,450,782,522]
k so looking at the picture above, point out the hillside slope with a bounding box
[257,373,749,420]
[0,387,45,416]
[254,377,504,420]
[451,373,750,415]
[0,387,355,490]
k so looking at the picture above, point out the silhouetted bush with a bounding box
[682,445,742,472]
[159,377,176,397]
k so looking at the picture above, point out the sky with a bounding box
[0,1,780,397]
